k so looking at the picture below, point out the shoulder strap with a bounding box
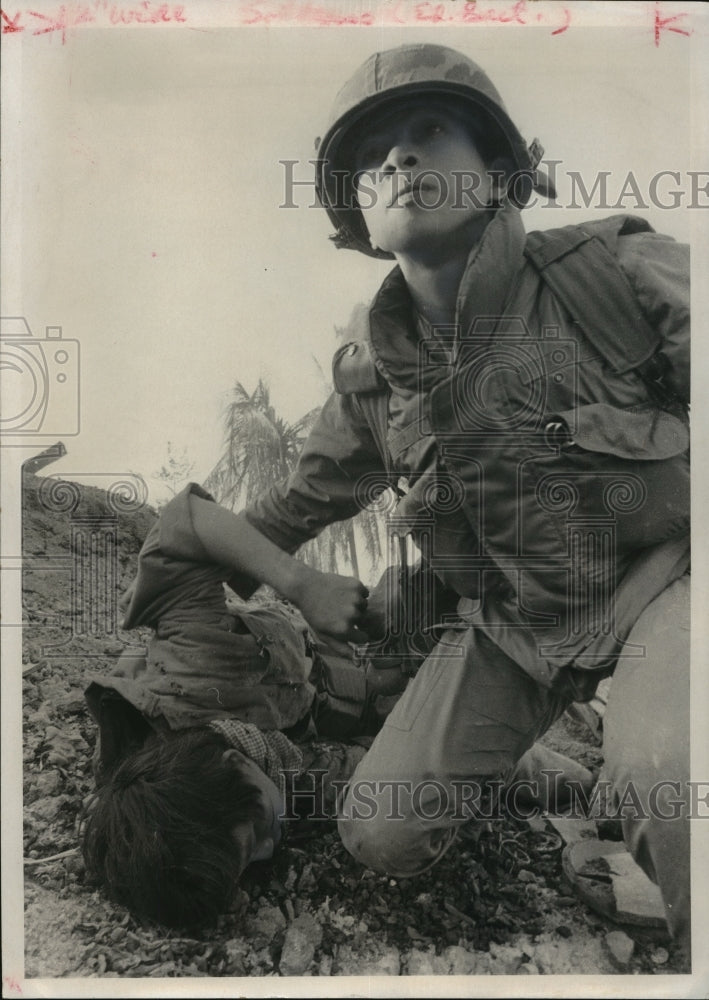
[524,215,662,377]
[332,339,385,394]
[357,390,392,475]
[332,339,391,472]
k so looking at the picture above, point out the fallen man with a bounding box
[81,484,594,929]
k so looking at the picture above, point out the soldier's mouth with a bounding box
[389,180,440,208]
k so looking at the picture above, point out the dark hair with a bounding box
[82,728,263,928]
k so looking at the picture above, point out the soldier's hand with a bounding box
[359,564,399,642]
[289,566,370,657]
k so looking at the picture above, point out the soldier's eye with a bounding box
[356,143,387,170]
[420,119,445,139]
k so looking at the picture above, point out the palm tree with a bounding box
[204,379,319,510]
[204,378,385,579]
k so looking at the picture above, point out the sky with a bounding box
[1,1,706,507]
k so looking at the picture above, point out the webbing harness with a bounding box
[333,214,679,465]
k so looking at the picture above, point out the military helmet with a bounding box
[315,43,552,259]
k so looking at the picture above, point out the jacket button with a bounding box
[544,421,572,449]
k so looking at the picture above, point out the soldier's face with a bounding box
[353,100,495,260]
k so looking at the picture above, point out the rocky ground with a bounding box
[18,471,688,981]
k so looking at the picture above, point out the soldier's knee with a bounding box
[337,781,457,876]
[338,812,456,876]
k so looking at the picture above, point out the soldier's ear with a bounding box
[488,155,514,193]
[355,203,378,250]
[485,155,515,207]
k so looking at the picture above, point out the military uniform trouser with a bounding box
[338,574,690,949]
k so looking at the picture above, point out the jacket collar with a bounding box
[368,202,528,390]
[455,201,528,338]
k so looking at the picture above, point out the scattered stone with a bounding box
[488,942,525,974]
[243,902,286,950]
[517,869,535,883]
[23,883,95,978]
[64,853,85,876]
[519,961,540,974]
[443,900,475,926]
[247,946,274,973]
[651,947,669,966]
[55,687,88,713]
[531,933,618,975]
[298,864,317,893]
[556,925,573,938]
[225,888,250,919]
[442,945,491,975]
[404,948,448,976]
[368,947,401,976]
[279,911,322,976]
[30,769,63,800]
[28,706,53,727]
[605,930,635,967]
[334,943,401,976]
[27,794,70,824]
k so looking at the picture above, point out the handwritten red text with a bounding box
[1,1,186,40]
[654,2,690,47]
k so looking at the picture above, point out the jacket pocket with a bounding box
[547,403,688,460]
[540,403,689,552]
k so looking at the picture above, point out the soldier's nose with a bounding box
[382,145,418,173]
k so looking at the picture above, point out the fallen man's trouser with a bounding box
[338,574,690,950]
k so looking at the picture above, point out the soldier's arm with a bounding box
[243,389,387,553]
[186,494,370,654]
[617,231,690,403]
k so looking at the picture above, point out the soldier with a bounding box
[228,43,690,950]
